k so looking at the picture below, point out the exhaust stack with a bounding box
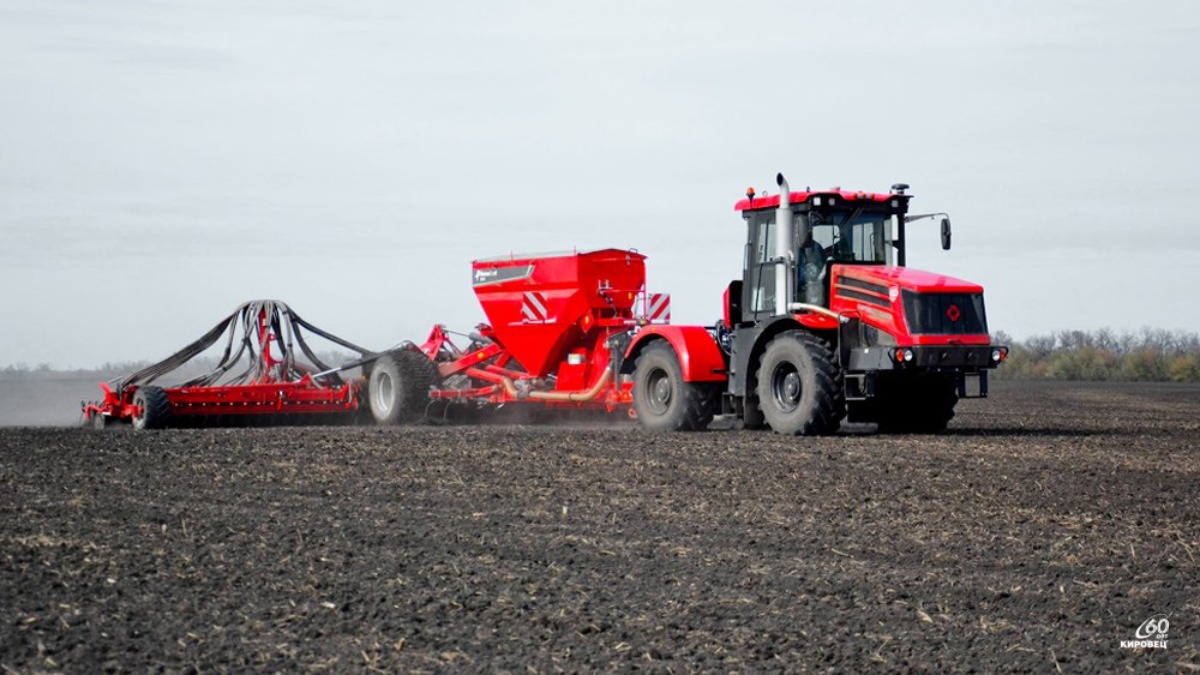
[774,173,793,316]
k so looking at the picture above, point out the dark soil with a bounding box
[1,381,1197,673]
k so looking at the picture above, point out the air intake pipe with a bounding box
[775,173,794,317]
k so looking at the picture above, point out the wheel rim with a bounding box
[771,363,802,413]
[132,395,146,428]
[374,371,394,413]
[646,368,673,415]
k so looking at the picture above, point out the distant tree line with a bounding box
[992,329,1200,382]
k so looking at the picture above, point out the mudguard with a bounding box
[623,325,727,382]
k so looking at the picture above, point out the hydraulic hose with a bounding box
[115,300,374,392]
[490,368,614,403]
[528,369,613,402]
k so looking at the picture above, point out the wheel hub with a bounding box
[648,370,672,413]
[772,365,802,413]
[783,372,800,400]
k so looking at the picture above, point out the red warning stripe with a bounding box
[521,291,549,322]
[644,293,670,323]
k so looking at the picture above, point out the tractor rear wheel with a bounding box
[632,342,718,432]
[131,385,170,430]
[874,375,958,434]
[369,350,436,425]
[755,331,844,436]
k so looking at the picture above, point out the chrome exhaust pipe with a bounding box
[775,172,793,316]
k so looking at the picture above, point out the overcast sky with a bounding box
[1,0,1198,368]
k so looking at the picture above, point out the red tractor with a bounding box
[619,174,1007,434]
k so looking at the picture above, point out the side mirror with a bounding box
[940,217,952,250]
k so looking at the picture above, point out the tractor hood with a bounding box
[828,264,990,345]
[838,265,983,295]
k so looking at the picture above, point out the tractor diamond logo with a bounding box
[946,304,961,322]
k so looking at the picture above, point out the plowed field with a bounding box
[2,381,1197,672]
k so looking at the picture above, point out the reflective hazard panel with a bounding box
[521,291,550,323]
[639,293,671,323]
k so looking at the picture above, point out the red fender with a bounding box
[624,325,727,382]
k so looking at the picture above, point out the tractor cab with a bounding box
[733,179,912,324]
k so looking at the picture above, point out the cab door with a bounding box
[741,211,777,323]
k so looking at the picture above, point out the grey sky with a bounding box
[2,0,1198,368]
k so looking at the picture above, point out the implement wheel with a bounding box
[131,385,170,430]
[632,342,717,432]
[755,331,844,436]
[369,350,436,425]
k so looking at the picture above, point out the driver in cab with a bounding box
[796,219,827,305]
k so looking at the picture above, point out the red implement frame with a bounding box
[412,249,670,413]
[417,324,632,411]
[86,378,358,423]
[83,301,369,428]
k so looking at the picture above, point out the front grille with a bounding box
[902,291,988,335]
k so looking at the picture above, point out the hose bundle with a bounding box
[113,300,375,393]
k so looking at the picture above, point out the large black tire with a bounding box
[131,385,170,430]
[755,331,845,436]
[632,342,719,432]
[369,350,436,425]
[874,375,958,434]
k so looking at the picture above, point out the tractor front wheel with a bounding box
[632,342,718,432]
[131,386,170,430]
[755,331,844,436]
[369,350,436,425]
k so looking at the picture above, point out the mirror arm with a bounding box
[905,212,949,223]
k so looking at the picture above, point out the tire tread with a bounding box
[133,385,170,430]
[754,331,845,436]
[633,342,719,432]
[370,350,436,425]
